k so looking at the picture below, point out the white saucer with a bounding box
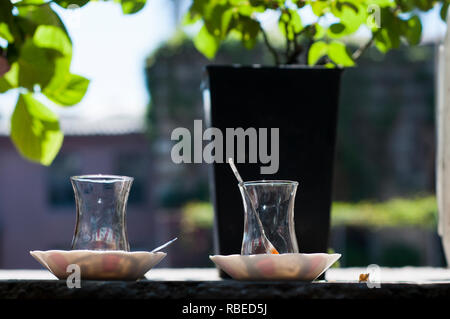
[30,250,166,281]
[209,253,341,281]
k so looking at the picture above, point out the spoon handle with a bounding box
[151,237,178,253]
[228,158,244,184]
[228,159,278,255]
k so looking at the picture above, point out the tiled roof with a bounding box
[0,116,147,136]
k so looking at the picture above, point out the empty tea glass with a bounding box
[70,175,133,251]
[239,180,299,255]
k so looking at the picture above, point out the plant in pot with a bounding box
[184,0,446,263]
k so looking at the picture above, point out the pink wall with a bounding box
[0,134,158,269]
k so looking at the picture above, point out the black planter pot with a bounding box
[203,65,343,270]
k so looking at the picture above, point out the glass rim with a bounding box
[70,174,134,183]
[241,180,299,186]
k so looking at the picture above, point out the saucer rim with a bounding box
[29,250,167,280]
[209,252,342,281]
[209,252,342,258]
[30,249,167,255]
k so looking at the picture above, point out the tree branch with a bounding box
[283,23,291,63]
[260,26,280,66]
[287,25,314,64]
[352,28,382,61]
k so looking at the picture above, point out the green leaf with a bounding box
[248,0,271,8]
[17,3,71,43]
[296,0,306,9]
[328,22,346,38]
[14,0,47,5]
[374,29,390,53]
[44,72,89,106]
[0,22,14,43]
[309,0,330,16]
[372,0,396,7]
[336,1,359,13]
[18,38,56,90]
[0,0,17,44]
[33,25,72,56]
[204,4,232,38]
[42,49,89,106]
[0,0,13,23]
[374,8,401,53]
[183,10,201,25]
[330,23,346,34]
[413,0,435,11]
[10,93,64,166]
[188,0,210,17]
[194,25,220,59]
[279,9,303,41]
[18,3,65,28]
[236,2,264,16]
[332,1,366,34]
[221,8,234,36]
[308,40,328,65]
[236,16,260,49]
[53,0,90,8]
[313,23,326,40]
[441,2,449,21]
[401,15,422,45]
[394,0,415,11]
[327,41,355,67]
[120,0,147,14]
[0,62,18,93]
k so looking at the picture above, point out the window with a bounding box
[48,154,81,207]
[116,153,148,205]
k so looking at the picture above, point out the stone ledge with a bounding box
[1,280,450,299]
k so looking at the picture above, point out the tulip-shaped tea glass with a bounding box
[239,180,299,255]
[70,175,133,251]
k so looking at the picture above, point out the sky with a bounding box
[56,0,175,119]
[0,1,447,123]
[0,0,177,121]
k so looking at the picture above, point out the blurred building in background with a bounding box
[332,44,444,267]
[335,45,436,202]
[0,116,162,268]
